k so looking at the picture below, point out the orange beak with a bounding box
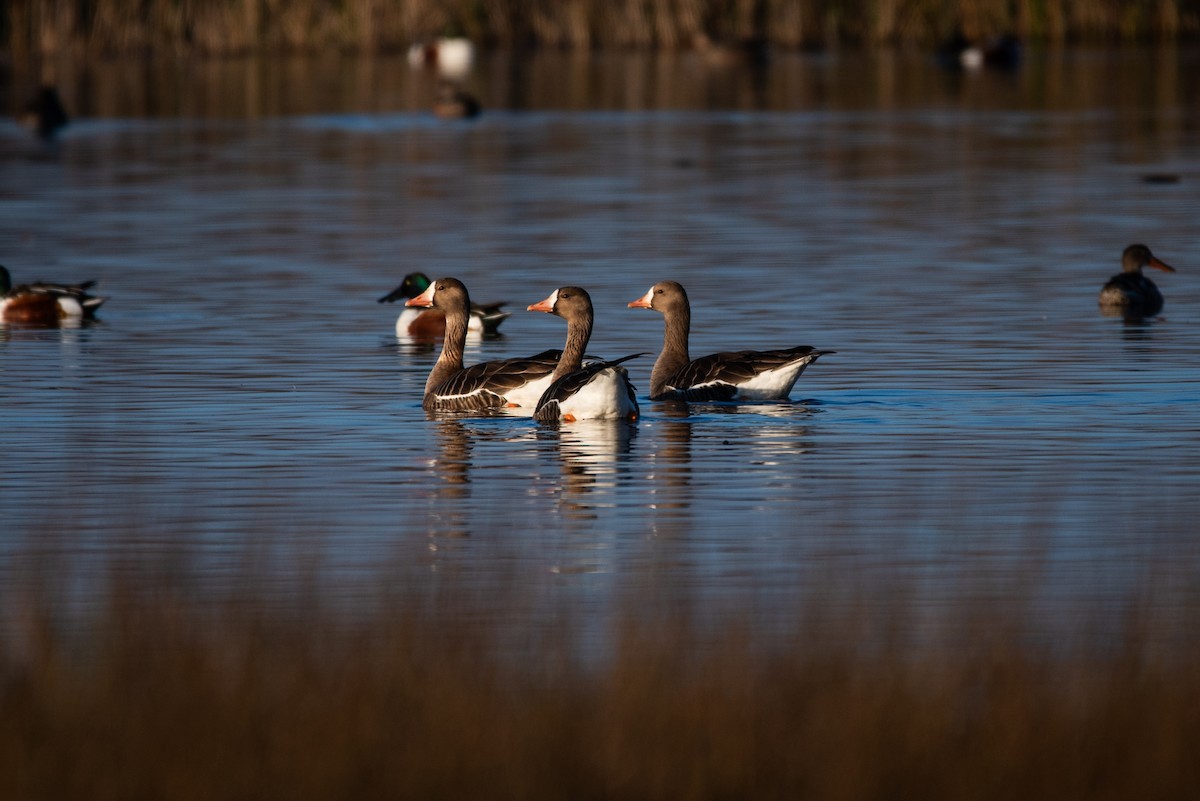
[527,290,557,313]
[627,287,654,309]
[405,282,437,308]
[1148,256,1176,273]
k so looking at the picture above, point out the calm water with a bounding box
[2,49,1199,622]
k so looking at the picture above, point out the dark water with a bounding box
[2,49,1199,621]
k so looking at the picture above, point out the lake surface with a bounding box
[2,48,1199,627]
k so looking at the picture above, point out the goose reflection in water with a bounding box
[540,419,638,522]
[427,417,474,538]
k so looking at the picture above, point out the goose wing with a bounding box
[427,349,561,411]
[662,346,824,402]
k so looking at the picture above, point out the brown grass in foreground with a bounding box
[1,562,1198,801]
[4,0,1200,57]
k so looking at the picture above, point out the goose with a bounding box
[379,272,508,337]
[1,264,106,325]
[628,280,829,402]
[406,277,558,411]
[1098,244,1176,317]
[526,286,642,423]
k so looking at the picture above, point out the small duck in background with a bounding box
[1,264,106,325]
[379,272,508,338]
[433,81,481,119]
[407,37,475,79]
[19,85,69,141]
[1099,244,1177,318]
[937,31,1021,71]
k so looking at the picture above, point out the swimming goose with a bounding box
[406,277,558,411]
[1098,244,1176,317]
[628,280,829,402]
[1,264,106,325]
[527,286,642,423]
[379,272,509,337]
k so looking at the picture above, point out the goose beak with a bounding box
[527,289,558,313]
[1148,256,1176,273]
[405,282,437,308]
[627,287,654,309]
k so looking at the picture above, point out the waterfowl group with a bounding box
[402,275,829,421]
[1098,244,1176,318]
[0,264,106,325]
[379,272,508,337]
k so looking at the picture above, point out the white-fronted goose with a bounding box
[1099,244,1176,317]
[1,264,106,325]
[406,277,558,411]
[527,287,641,423]
[379,272,508,337]
[628,280,829,402]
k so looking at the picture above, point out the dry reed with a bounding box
[1,547,1198,801]
[3,0,1200,57]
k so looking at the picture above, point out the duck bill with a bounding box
[378,284,407,303]
[527,289,558,313]
[405,282,437,308]
[1148,256,1176,273]
[627,287,654,309]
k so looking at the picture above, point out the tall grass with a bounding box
[2,548,1198,800]
[4,0,1200,57]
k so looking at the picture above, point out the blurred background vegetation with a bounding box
[2,546,1199,800]
[2,0,1198,58]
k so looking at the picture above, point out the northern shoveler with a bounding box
[1,264,106,325]
[379,272,508,338]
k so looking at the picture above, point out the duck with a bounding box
[407,37,475,79]
[432,81,481,119]
[19,85,69,141]
[937,31,1021,71]
[1098,244,1176,317]
[526,286,642,423]
[1,264,106,325]
[628,280,829,402]
[405,277,559,411]
[379,272,508,338]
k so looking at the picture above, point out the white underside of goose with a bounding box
[681,360,813,401]
[549,369,638,421]
[498,373,557,411]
